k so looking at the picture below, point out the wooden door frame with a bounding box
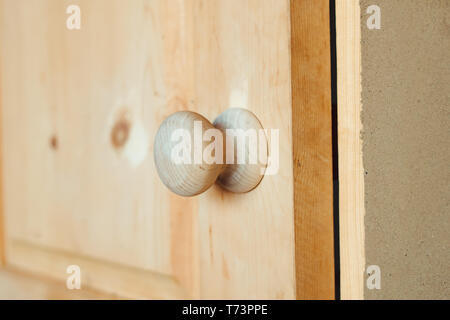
[290,0,335,300]
[0,59,3,268]
[335,0,365,300]
[291,0,366,300]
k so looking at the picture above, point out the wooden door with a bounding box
[0,0,334,299]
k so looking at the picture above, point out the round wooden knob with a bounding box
[154,108,267,197]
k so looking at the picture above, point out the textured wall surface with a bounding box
[361,0,449,299]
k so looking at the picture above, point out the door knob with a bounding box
[154,108,267,197]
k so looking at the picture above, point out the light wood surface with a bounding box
[0,267,112,300]
[0,0,189,297]
[0,15,4,266]
[188,0,295,299]
[6,239,187,299]
[290,0,335,299]
[0,0,299,299]
[0,49,3,267]
[336,0,365,300]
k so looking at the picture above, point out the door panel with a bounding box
[0,267,110,300]
[0,0,298,299]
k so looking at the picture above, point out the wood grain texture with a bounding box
[0,0,296,299]
[0,267,113,299]
[0,0,194,297]
[335,0,364,300]
[0,30,3,267]
[290,0,335,299]
[192,0,295,299]
[6,239,187,299]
